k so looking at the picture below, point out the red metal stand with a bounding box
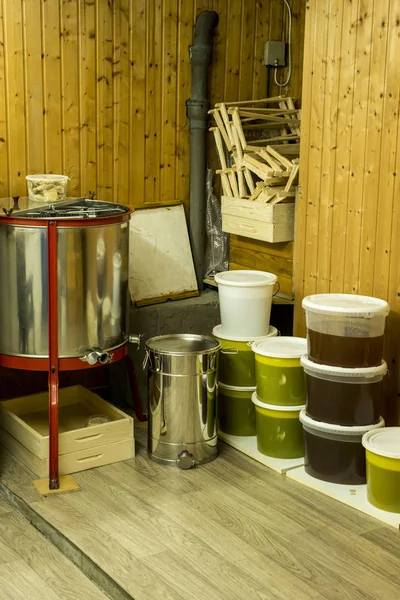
[48,221,60,489]
[0,204,134,491]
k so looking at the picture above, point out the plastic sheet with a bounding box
[204,169,229,278]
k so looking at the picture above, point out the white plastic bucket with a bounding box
[302,293,389,368]
[215,270,278,338]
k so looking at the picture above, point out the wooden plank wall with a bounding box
[0,0,304,208]
[223,0,306,298]
[294,0,400,423]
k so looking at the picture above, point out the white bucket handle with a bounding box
[220,346,239,355]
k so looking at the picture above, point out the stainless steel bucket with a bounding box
[145,334,220,468]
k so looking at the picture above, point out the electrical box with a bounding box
[263,41,286,67]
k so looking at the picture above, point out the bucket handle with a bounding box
[272,281,281,297]
[220,346,239,355]
[142,350,151,370]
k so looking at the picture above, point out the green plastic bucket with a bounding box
[213,325,278,387]
[218,383,256,436]
[252,393,304,458]
[252,337,307,405]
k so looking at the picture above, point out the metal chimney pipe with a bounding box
[187,10,219,290]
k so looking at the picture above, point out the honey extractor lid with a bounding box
[0,197,130,219]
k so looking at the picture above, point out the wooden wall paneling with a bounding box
[22,0,45,175]
[79,0,97,196]
[372,4,400,301]
[294,0,319,336]
[328,0,360,293]
[96,0,113,202]
[342,1,374,295]
[230,235,293,297]
[41,0,63,176]
[175,0,193,205]
[145,1,162,204]
[3,0,27,195]
[0,0,8,196]
[113,0,130,204]
[223,0,242,101]
[290,0,306,103]
[60,0,80,196]
[302,1,331,301]
[160,0,178,203]
[358,1,389,298]
[267,0,284,96]
[238,1,256,101]
[315,0,344,295]
[130,0,146,205]
[252,1,268,99]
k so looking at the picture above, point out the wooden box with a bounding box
[221,196,295,243]
[0,385,134,477]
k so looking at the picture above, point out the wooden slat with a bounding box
[160,0,178,203]
[0,0,9,196]
[60,0,80,196]
[22,0,45,175]
[3,0,27,195]
[130,0,146,204]
[79,0,97,196]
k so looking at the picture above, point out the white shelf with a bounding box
[218,432,304,474]
[287,466,400,530]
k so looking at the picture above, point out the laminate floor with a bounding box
[0,496,109,599]
[1,426,400,600]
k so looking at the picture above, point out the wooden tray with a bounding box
[0,427,135,478]
[0,385,133,459]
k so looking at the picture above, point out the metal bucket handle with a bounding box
[143,350,162,372]
[273,281,281,297]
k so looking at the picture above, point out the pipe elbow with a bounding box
[193,11,219,46]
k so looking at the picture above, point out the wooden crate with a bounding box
[221,196,295,243]
[0,385,134,476]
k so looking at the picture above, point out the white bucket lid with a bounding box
[252,336,307,359]
[218,383,256,392]
[213,324,278,342]
[300,409,385,435]
[252,392,305,412]
[362,427,400,459]
[215,270,277,287]
[26,173,70,182]
[300,354,388,379]
[302,293,389,317]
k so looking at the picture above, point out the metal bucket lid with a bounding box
[146,334,220,356]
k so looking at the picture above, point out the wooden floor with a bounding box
[0,496,108,599]
[1,427,400,600]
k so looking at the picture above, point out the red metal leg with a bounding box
[49,368,59,489]
[48,221,59,489]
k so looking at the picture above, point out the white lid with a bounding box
[251,392,305,412]
[362,427,400,459]
[215,270,277,287]
[213,324,278,342]
[300,409,385,435]
[26,174,70,182]
[252,336,307,359]
[302,294,389,317]
[218,383,256,392]
[300,355,388,378]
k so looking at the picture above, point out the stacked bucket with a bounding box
[251,336,307,459]
[213,270,307,461]
[213,270,279,440]
[300,294,389,490]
